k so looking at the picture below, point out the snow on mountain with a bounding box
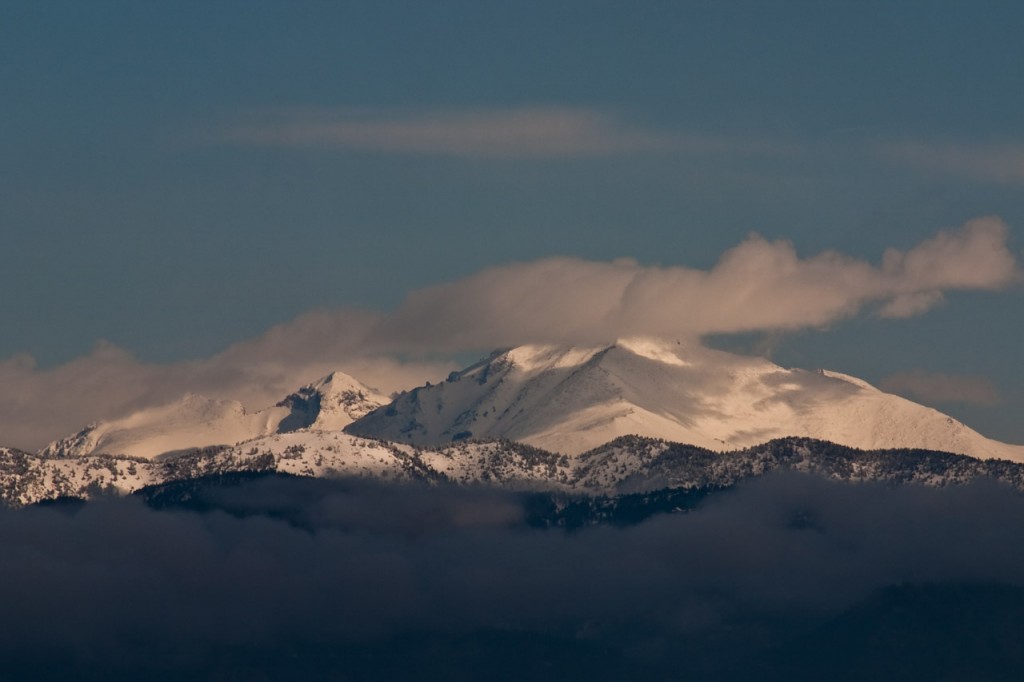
[41,372,388,460]
[12,337,1023,507]
[347,338,1024,462]
[274,371,390,431]
[7,433,1024,509]
[1,433,570,508]
[39,393,291,460]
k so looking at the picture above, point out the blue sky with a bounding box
[2,1,1023,445]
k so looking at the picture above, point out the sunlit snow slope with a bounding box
[347,338,1024,462]
[41,372,388,460]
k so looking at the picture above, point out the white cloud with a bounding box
[369,216,1019,350]
[0,217,1017,451]
[219,106,785,159]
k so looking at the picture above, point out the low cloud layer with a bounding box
[880,370,1002,406]
[0,217,1017,451]
[2,474,1024,678]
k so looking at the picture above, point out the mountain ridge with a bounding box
[6,434,1024,509]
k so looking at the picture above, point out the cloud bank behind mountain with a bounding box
[0,217,1018,451]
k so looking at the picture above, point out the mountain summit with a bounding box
[347,338,1024,462]
[41,372,388,460]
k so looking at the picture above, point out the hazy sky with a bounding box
[2,1,1023,444]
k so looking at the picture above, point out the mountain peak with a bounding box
[614,337,695,366]
[502,343,605,372]
[42,370,389,460]
[488,337,700,374]
[347,342,1024,461]
[278,371,389,431]
[818,369,880,392]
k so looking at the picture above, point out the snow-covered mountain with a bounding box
[1,434,569,507]
[10,337,1023,508]
[273,371,391,431]
[41,372,388,460]
[38,339,1021,464]
[347,338,1024,462]
[6,435,1024,509]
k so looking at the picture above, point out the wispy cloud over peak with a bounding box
[880,370,1002,406]
[217,106,781,159]
[371,217,1020,350]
